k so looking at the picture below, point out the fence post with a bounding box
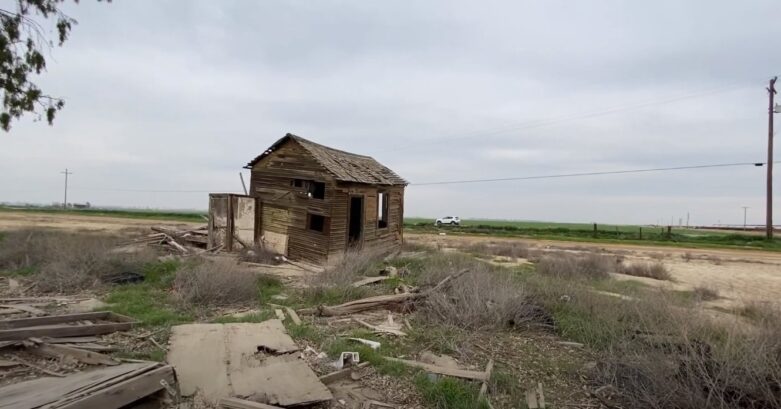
[639,227,642,240]
[667,225,672,239]
[593,223,597,237]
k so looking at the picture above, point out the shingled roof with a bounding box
[245,133,407,186]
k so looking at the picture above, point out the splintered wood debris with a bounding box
[0,308,173,409]
[0,361,176,409]
[167,320,333,407]
[120,225,216,255]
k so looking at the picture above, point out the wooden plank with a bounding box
[40,336,100,344]
[351,276,392,288]
[537,383,546,408]
[526,389,539,409]
[479,359,494,399]
[219,397,284,409]
[0,312,111,329]
[384,357,487,381]
[0,322,135,341]
[318,361,370,384]
[354,319,407,337]
[57,365,176,409]
[28,343,119,366]
[0,304,47,316]
[284,307,301,325]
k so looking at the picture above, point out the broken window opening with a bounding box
[291,179,325,199]
[308,213,328,233]
[377,191,389,229]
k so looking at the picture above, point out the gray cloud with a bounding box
[1,0,779,225]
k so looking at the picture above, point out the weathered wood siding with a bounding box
[250,141,404,264]
[250,142,335,263]
[329,183,404,260]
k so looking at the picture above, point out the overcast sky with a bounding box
[1,0,780,225]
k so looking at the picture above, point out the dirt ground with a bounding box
[2,210,779,309]
[406,232,781,309]
[0,211,201,233]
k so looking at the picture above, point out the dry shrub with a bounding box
[619,261,671,280]
[535,253,616,280]
[692,286,720,301]
[598,303,781,409]
[173,259,258,306]
[301,249,385,304]
[0,229,157,293]
[238,244,281,265]
[411,253,546,330]
[464,241,530,259]
[310,248,384,287]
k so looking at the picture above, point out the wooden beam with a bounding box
[284,307,302,325]
[479,359,494,399]
[0,322,135,341]
[58,365,176,409]
[219,397,285,409]
[28,343,119,366]
[0,311,112,329]
[383,357,487,381]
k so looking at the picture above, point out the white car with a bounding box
[435,216,460,226]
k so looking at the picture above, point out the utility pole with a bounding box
[686,212,690,228]
[767,77,777,239]
[61,168,72,208]
[742,206,749,230]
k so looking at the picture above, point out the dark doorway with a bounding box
[348,196,363,246]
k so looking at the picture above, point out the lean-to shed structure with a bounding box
[243,133,407,264]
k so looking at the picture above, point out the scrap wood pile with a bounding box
[123,225,217,255]
[299,268,469,317]
[0,309,178,409]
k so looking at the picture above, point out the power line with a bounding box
[410,161,767,186]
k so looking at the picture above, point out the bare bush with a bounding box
[464,241,530,259]
[420,268,541,330]
[310,248,384,287]
[0,229,157,293]
[619,261,671,280]
[300,249,385,304]
[535,253,616,280]
[238,244,281,265]
[692,286,720,301]
[598,306,781,409]
[173,259,259,307]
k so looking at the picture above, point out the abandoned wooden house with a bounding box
[214,133,407,264]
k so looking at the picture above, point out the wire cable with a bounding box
[410,161,766,186]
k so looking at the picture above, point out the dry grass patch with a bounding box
[692,286,720,301]
[535,253,617,280]
[618,261,671,281]
[419,263,541,330]
[463,241,530,260]
[238,244,282,265]
[0,229,157,292]
[300,249,385,304]
[173,259,259,307]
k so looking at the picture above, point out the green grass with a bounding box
[0,205,205,223]
[414,373,491,409]
[404,217,781,251]
[101,260,194,327]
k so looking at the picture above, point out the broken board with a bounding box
[167,320,332,407]
[0,361,174,409]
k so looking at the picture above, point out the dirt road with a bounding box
[0,211,201,233]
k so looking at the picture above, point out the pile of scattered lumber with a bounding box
[299,269,468,317]
[123,225,218,255]
[0,310,178,409]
